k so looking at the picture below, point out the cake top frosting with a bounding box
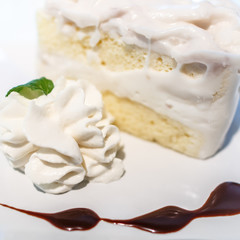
[45,0,240,66]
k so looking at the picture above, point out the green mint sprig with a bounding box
[6,77,54,100]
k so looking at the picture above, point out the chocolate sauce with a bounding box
[1,182,240,234]
[104,182,240,233]
[0,204,100,231]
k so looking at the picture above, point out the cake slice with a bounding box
[37,0,240,159]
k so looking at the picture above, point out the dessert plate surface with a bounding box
[0,1,240,239]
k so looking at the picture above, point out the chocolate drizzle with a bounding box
[1,182,240,234]
[104,182,240,233]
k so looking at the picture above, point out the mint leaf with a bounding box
[6,77,54,100]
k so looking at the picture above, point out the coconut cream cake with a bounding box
[38,0,240,159]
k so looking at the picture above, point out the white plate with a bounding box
[0,1,240,239]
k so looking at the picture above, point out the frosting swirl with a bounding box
[0,94,37,169]
[0,78,124,194]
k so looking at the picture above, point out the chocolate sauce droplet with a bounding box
[0,204,100,231]
[43,208,101,231]
[1,182,240,234]
[104,206,194,233]
[199,182,240,217]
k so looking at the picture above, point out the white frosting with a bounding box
[0,78,124,194]
[41,0,240,158]
[45,0,240,62]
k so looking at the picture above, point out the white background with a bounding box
[0,1,240,239]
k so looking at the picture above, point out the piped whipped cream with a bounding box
[0,78,124,194]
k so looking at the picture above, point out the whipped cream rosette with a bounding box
[0,78,124,194]
[0,93,38,169]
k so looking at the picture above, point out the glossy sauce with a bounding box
[1,182,240,234]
